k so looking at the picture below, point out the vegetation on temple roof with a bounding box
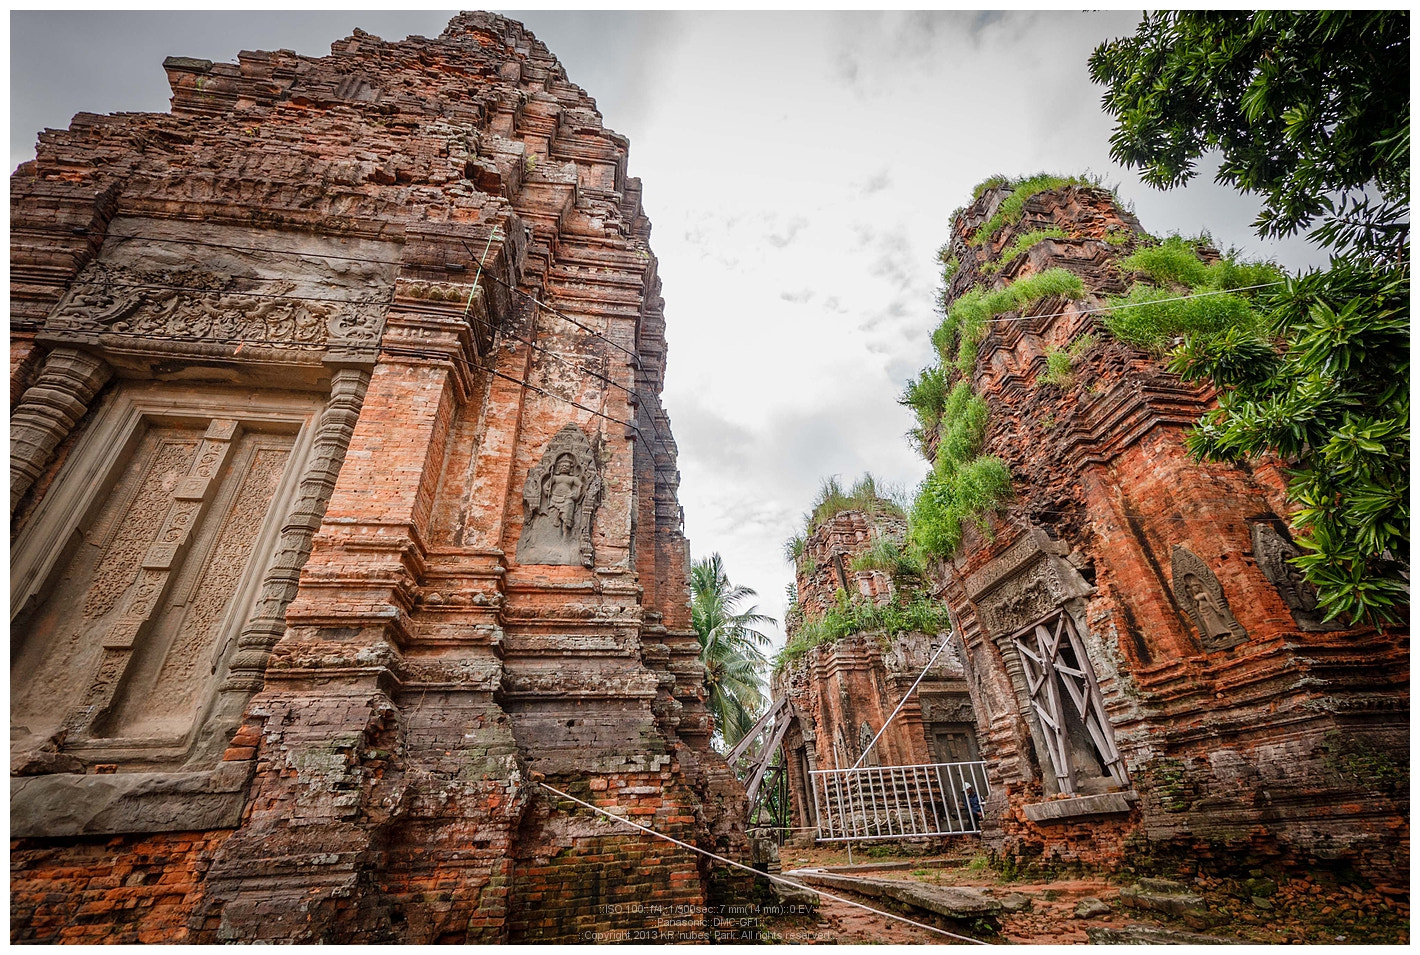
[967,171,1103,247]
[1103,236,1284,354]
[771,589,950,676]
[782,473,904,565]
[1092,10,1409,624]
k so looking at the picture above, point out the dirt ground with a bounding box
[758,844,1410,945]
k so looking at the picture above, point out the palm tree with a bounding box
[690,553,775,751]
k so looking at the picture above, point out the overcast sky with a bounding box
[11,10,1328,651]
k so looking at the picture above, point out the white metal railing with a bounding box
[810,761,989,841]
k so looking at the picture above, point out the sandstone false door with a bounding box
[11,404,307,766]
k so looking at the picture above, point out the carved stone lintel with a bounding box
[11,347,113,513]
[1171,545,1246,650]
[47,262,386,351]
[1251,522,1340,632]
[971,527,1095,639]
[516,424,602,568]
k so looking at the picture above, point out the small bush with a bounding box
[910,455,1013,557]
[1103,284,1266,354]
[802,474,905,537]
[900,365,949,431]
[1118,236,1211,287]
[1040,347,1074,387]
[971,174,1011,199]
[941,255,960,284]
[772,590,954,674]
[849,533,926,582]
[1038,332,1098,389]
[938,382,988,470]
[935,268,1087,375]
[1206,256,1286,292]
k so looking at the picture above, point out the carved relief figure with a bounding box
[1171,545,1246,649]
[1252,523,1318,612]
[516,424,601,567]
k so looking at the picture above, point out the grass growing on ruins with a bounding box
[1103,285,1265,353]
[772,590,951,674]
[900,365,949,432]
[910,455,1014,557]
[938,243,960,284]
[968,172,1100,247]
[784,474,906,575]
[1118,235,1213,286]
[1038,333,1098,389]
[934,268,1087,376]
[1104,240,1283,355]
[848,533,926,582]
[803,474,905,536]
[913,378,1012,558]
[981,227,1069,274]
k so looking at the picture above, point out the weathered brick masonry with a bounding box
[936,185,1409,882]
[10,13,748,942]
[775,508,978,840]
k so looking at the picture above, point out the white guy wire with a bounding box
[850,639,952,771]
[537,782,987,945]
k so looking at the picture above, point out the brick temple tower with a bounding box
[774,504,979,841]
[934,182,1408,882]
[10,13,747,942]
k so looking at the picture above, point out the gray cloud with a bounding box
[859,169,892,194]
[766,216,809,249]
[780,289,815,304]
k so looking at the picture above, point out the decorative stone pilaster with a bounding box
[10,347,111,512]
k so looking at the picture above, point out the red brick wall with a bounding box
[11,831,233,943]
[10,12,746,942]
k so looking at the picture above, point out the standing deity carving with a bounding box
[516,424,601,567]
[1171,546,1246,649]
[1250,522,1339,631]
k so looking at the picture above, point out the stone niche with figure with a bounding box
[517,424,602,567]
[9,12,749,944]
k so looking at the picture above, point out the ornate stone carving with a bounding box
[1171,546,1246,650]
[516,424,602,567]
[1251,522,1337,631]
[116,442,290,738]
[82,434,201,619]
[215,369,371,698]
[47,263,386,349]
[968,526,1097,640]
[10,347,113,512]
[981,569,1058,637]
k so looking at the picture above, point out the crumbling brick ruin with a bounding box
[775,507,977,841]
[934,183,1409,884]
[10,13,749,943]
